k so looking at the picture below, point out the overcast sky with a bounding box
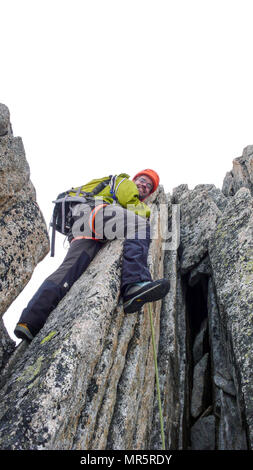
[1,0,253,341]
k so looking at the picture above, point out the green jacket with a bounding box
[70,174,151,219]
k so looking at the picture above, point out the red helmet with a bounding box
[133,169,160,194]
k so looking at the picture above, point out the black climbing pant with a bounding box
[18,203,152,336]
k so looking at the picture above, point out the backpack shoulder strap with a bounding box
[110,174,129,203]
[109,175,118,202]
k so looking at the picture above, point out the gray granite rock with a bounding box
[191,353,210,418]
[222,145,253,197]
[0,189,167,450]
[172,185,222,273]
[0,104,49,369]
[191,415,215,450]
[209,186,253,446]
[0,138,252,451]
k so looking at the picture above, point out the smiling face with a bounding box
[133,174,154,200]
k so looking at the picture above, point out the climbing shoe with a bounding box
[14,323,34,341]
[123,278,170,314]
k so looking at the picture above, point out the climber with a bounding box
[14,169,170,341]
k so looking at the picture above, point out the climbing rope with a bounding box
[148,302,166,450]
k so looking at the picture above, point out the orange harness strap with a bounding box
[71,203,108,243]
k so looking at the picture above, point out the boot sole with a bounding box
[14,325,34,341]
[123,279,170,314]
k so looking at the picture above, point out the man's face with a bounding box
[134,175,154,200]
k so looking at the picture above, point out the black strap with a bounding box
[50,212,57,257]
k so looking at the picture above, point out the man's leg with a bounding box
[121,225,152,294]
[94,203,151,289]
[15,239,102,340]
[120,219,170,313]
[95,204,170,312]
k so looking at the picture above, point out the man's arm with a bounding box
[115,177,151,218]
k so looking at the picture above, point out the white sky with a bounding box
[1,0,253,341]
